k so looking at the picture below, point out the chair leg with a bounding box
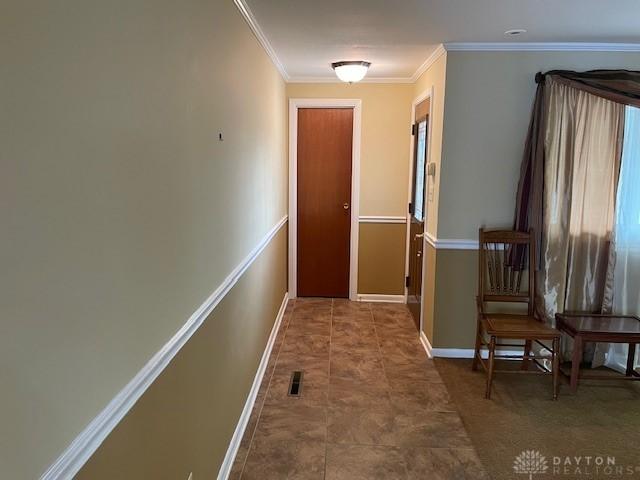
[521,339,532,371]
[552,336,560,400]
[472,324,482,371]
[485,336,496,399]
[626,343,636,377]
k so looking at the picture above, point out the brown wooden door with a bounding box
[407,114,429,329]
[297,108,353,298]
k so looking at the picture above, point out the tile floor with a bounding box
[229,298,489,479]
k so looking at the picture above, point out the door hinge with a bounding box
[411,123,417,136]
[408,202,413,214]
[405,275,411,288]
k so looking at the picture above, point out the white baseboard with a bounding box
[40,216,288,480]
[432,348,523,359]
[217,292,289,480]
[431,348,479,358]
[419,333,522,359]
[357,294,406,303]
[420,331,433,359]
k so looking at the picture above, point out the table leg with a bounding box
[626,343,637,377]
[570,336,583,393]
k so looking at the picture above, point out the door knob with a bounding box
[415,233,424,239]
[343,203,350,210]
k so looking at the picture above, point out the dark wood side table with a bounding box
[555,313,640,392]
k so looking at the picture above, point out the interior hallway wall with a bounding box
[411,50,448,343]
[1,0,287,477]
[358,223,407,295]
[286,83,414,296]
[431,50,640,349]
[76,228,287,479]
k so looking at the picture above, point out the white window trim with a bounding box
[288,98,362,300]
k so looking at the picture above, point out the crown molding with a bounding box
[444,42,640,52]
[410,44,447,82]
[287,44,447,84]
[230,0,640,85]
[285,41,640,83]
[233,0,290,80]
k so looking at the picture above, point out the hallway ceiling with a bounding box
[242,0,640,81]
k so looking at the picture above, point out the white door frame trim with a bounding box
[288,98,362,300]
[404,87,434,333]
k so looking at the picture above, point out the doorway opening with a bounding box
[405,91,433,331]
[288,99,362,300]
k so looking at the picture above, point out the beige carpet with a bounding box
[435,358,640,480]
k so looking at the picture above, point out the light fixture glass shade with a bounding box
[331,61,371,83]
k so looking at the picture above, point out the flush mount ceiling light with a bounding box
[331,61,371,83]
[504,29,527,36]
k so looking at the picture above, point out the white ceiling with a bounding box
[241,0,640,81]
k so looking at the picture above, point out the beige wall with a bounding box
[1,1,287,477]
[286,83,413,295]
[358,223,406,295]
[286,83,413,217]
[428,50,640,349]
[76,228,287,480]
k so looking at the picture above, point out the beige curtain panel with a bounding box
[513,71,640,365]
[514,70,640,266]
[538,78,624,325]
[540,79,625,363]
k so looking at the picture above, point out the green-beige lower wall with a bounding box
[422,243,437,342]
[76,226,288,479]
[422,244,478,349]
[358,223,407,295]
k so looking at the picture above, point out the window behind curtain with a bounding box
[616,106,640,249]
[413,120,427,222]
[606,105,640,371]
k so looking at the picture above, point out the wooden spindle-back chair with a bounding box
[473,228,561,399]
